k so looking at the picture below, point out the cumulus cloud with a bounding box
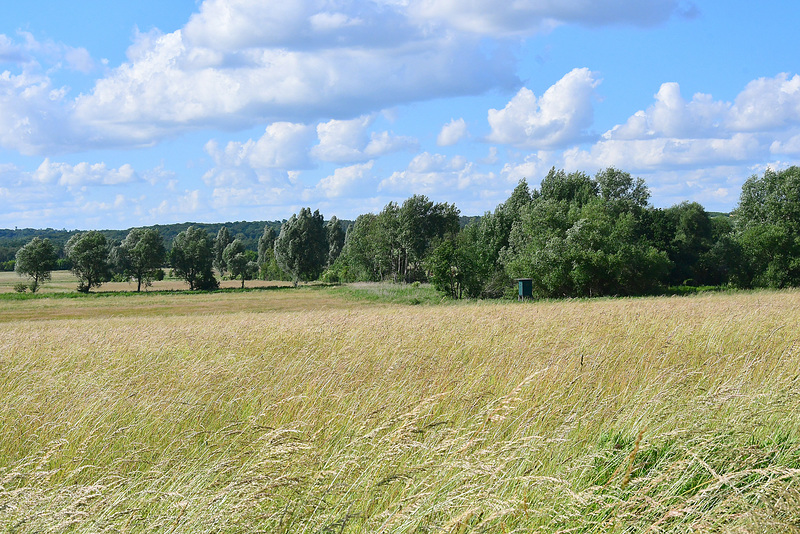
[315,161,375,198]
[379,152,494,196]
[437,118,468,146]
[0,70,78,155]
[605,83,728,140]
[202,122,315,187]
[33,159,140,187]
[0,0,696,153]
[487,68,600,149]
[501,152,558,184]
[564,134,765,172]
[570,74,800,173]
[312,116,417,163]
[729,73,800,132]
[72,15,515,142]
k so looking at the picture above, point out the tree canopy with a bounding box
[170,226,218,291]
[274,208,328,285]
[65,231,112,293]
[116,228,166,292]
[14,237,58,292]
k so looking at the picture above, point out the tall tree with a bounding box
[65,231,112,293]
[171,226,218,290]
[274,208,327,285]
[14,237,58,292]
[398,195,460,282]
[213,226,233,276]
[338,213,382,281]
[223,238,257,288]
[257,226,277,267]
[326,216,345,268]
[117,228,166,292]
[733,166,800,287]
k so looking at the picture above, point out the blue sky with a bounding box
[1,0,799,229]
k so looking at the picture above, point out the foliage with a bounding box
[213,226,233,276]
[257,225,276,267]
[65,231,112,293]
[502,170,670,298]
[223,238,258,288]
[274,208,328,285]
[326,216,345,268]
[114,228,166,292]
[733,166,800,287]
[427,228,487,299]
[170,226,219,290]
[14,237,58,292]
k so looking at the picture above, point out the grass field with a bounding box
[1,279,799,532]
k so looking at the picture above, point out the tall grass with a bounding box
[1,290,799,532]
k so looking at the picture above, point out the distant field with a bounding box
[0,269,293,294]
[1,287,799,532]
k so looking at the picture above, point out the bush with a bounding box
[13,282,29,293]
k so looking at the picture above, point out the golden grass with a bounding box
[1,289,799,532]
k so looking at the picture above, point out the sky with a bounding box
[1,1,800,230]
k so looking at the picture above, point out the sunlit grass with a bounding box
[1,289,799,531]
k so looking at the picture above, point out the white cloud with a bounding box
[487,68,600,148]
[437,118,468,146]
[33,159,140,187]
[729,73,800,132]
[379,152,495,196]
[564,134,765,172]
[0,70,77,155]
[202,122,315,187]
[315,161,375,198]
[71,10,515,144]
[312,115,417,163]
[152,189,205,217]
[501,152,557,185]
[605,83,727,140]
[569,74,800,175]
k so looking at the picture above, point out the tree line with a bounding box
[11,166,800,298]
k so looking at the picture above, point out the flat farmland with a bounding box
[1,287,799,532]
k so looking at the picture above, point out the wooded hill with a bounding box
[0,220,287,265]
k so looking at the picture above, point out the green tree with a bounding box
[117,228,166,292]
[337,213,382,281]
[427,228,485,299]
[274,208,327,285]
[65,231,112,293]
[170,226,218,290]
[326,216,345,268]
[14,237,58,292]
[503,172,669,298]
[223,238,257,288]
[398,195,460,282]
[733,166,800,287]
[539,168,598,206]
[595,167,649,209]
[213,226,233,276]
[257,226,277,267]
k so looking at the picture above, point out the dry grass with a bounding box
[0,270,294,294]
[1,289,799,532]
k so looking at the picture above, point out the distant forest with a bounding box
[0,220,287,266]
[0,217,479,267]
